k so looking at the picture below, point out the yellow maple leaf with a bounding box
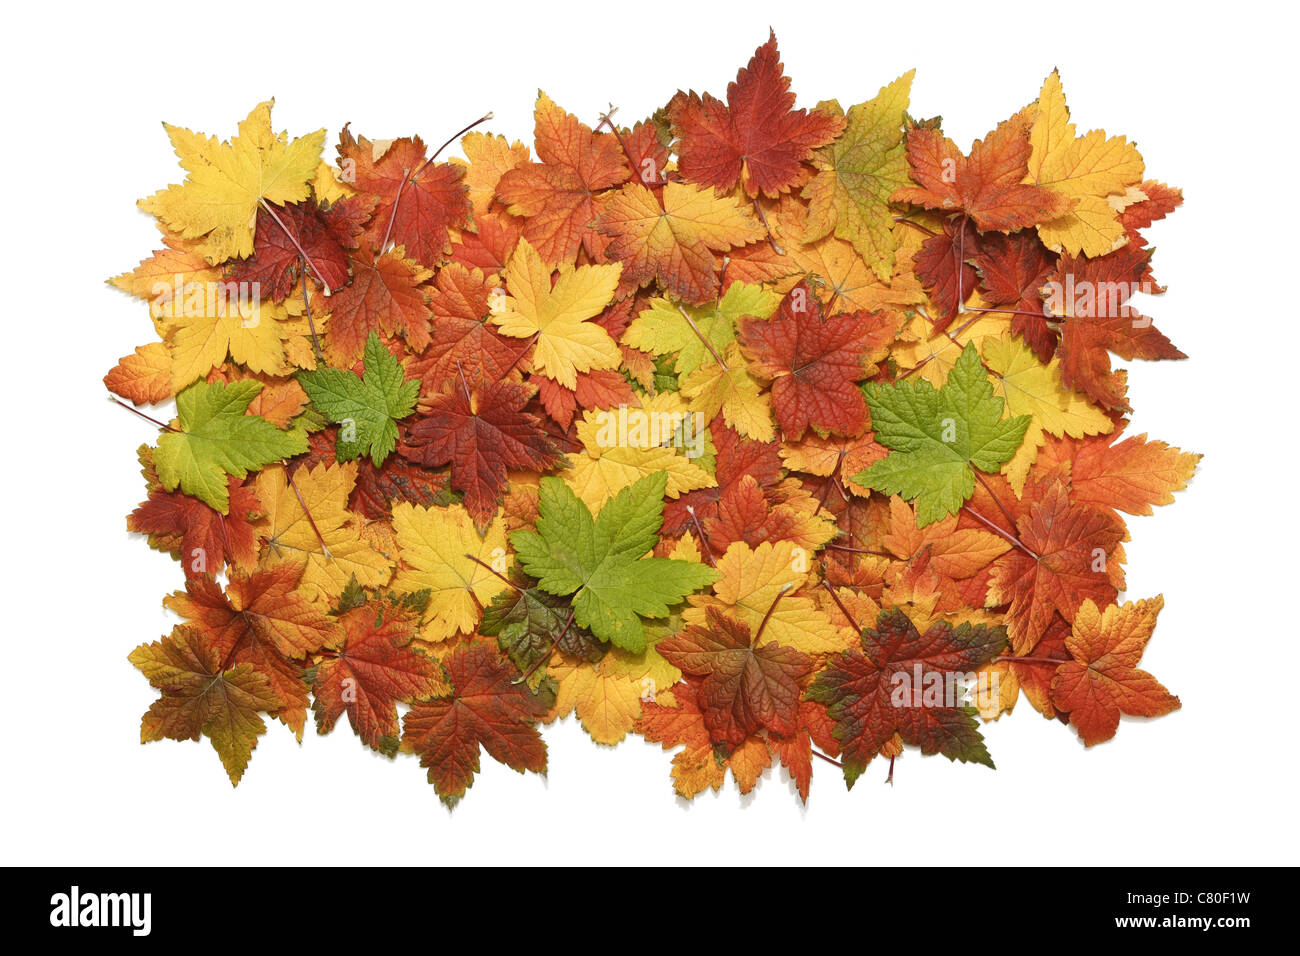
[390,502,510,642]
[686,540,852,654]
[140,101,325,264]
[254,462,393,602]
[597,181,765,305]
[889,294,1007,387]
[166,291,296,391]
[489,237,622,388]
[678,342,775,441]
[455,131,530,218]
[559,394,716,513]
[1026,71,1145,257]
[981,332,1114,494]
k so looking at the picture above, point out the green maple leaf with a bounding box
[297,332,420,466]
[154,379,308,513]
[801,71,915,280]
[510,471,720,652]
[852,341,1029,526]
[623,281,779,376]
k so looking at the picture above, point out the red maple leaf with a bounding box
[1050,244,1185,410]
[128,476,262,579]
[893,112,1072,232]
[668,30,844,199]
[663,416,783,536]
[739,281,879,439]
[321,242,433,366]
[163,564,341,736]
[658,605,811,747]
[401,380,565,526]
[495,93,629,265]
[808,607,1006,783]
[534,369,637,431]
[338,128,471,267]
[401,643,547,808]
[912,218,979,326]
[403,262,519,394]
[986,478,1127,654]
[230,197,373,301]
[972,230,1059,361]
[312,597,445,755]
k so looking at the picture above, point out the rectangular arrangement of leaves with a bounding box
[107,31,1198,806]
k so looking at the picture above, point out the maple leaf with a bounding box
[596,181,765,305]
[986,478,1126,654]
[298,332,419,466]
[622,281,779,376]
[255,461,394,601]
[686,539,851,654]
[545,647,678,745]
[164,563,340,737]
[228,198,365,300]
[312,595,447,755]
[1026,71,1145,257]
[1049,244,1185,410]
[558,399,717,513]
[970,231,1059,361]
[105,343,174,405]
[511,471,720,652]
[128,474,262,579]
[668,31,844,199]
[658,605,810,747]
[480,569,605,675]
[140,101,326,264]
[321,243,433,366]
[1051,597,1179,746]
[401,643,547,808]
[981,332,1114,495]
[678,342,776,442]
[892,111,1072,232]
[337,128,472,267]
[739,280,882,439]
[495,92,629,265]
[489,237,622,389]
[854,342,1030,526]
[129,626,281,785]
[154,380,308,513]
[401,378,564,526]
[911,217,979,324]
[405,262,517,389]
[390,501,510,641]
[801,71,914,278]
[1032,426,1200,520]
[456,131,531,218]
[807,607,1006,784]
[167,561,341,660]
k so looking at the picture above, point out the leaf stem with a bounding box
[108,396,181,433]
[684,505,717,568]
[961,503,1038,561]
[751,582,792,647]
[676,305,728,370]
[463,553,523,592]
[299,256,324,362]
[286,467,333,558]
[819,579,860,632]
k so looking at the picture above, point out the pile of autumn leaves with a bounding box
[107,33,1198,806]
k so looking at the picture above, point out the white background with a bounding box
[2,0,1294,866]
